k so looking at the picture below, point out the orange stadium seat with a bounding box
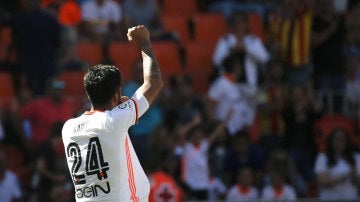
[185,42,213,93]
[58,70,87,112]
[193,14,227,48]
[0,27,12,46]
[162,0,197,20]
[162,15,190,45]
[76,41,102,65]
[108,42,141,83]
[315,115,356,151]
[58,70,86,96]
[248,13,265,42]
[152,42,183,78]
[0,72,15,110]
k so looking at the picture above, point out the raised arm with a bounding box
[127,25,163,105]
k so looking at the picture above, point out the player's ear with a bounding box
[112,91,121,107]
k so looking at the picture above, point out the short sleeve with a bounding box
[110,92,149,128]
[314,153,327,174]
[131,92,149,118]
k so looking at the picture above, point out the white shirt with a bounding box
[181,140,210,190]
[226,185,258,201]
[208,76,255,135]
[213,34,270,87]
[0,171,22,202]
[81,0,122,33]
[314,153,360,200]
[62,93,150,202]
[261,184,296,201]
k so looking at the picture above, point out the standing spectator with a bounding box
[226,167,259,201]
[181,123,225,200]
[268,0,313,86]
[213,12,270,87]
[261,170,297,201]
[80,0,122,39]
[314,127,360,200]
[32,121,71,202]
[208,55,256,135]
[282,85,322,183]
[0,148,23,202]
[11,0,60,95]
[20,79,74,148]
[312,0,346,113]
[123,59,163,165]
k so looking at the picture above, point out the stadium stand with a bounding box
[108,41,141,83]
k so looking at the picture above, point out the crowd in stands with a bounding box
[0,0,360,201]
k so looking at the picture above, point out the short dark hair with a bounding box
[84,65,121,108]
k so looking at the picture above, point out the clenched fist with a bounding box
[127,25,150,46]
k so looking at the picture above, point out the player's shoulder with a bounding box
[115,99,135,111]
[108,99,137,118]
[62,118,75,135]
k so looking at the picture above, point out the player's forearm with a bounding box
[139,42,163,104]
[140,42,162,81]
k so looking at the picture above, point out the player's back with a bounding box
[62,100,150,202]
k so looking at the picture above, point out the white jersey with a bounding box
[62,93,150,202]
[226,185,258,201]
[261,184,296,201]
[181,140,210,190]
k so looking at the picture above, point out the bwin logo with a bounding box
[76,181,111,198]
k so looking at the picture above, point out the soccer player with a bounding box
[62,25,163,202]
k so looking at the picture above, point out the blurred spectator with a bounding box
[80,0,122,40]
[148,153,183,202]
[123,59,163,164]
[181,123,225,200]
[122,0,175,41]
[226,166,259,201]
[345,55,360,118]
[208,55,255,135]
[268,0,313,86]
[312,0,346,114]
[20,79,75,148]
[164,75,206,126]
[207,164,227,201]
[213,12,270,87]
[32,121,71,201]
[0,148,23,202]
[123,0,159,29]
[58,0,81,27]
[281,85,321,182]
[344,0,360,57]
[261,170,297,201]
[11,0,61,95]
[267,149,307,196]
[257,60,287,142]
[223,132,266,186]
[314,127,360,200]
